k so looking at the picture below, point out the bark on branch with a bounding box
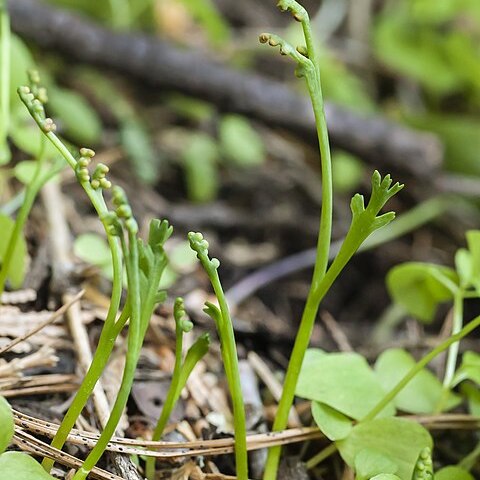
[9,0,442,175]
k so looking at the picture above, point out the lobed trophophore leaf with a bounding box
[349,171,404,239]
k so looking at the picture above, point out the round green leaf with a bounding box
[73,233,112,267]
[336,417,433,480]
[375,348,461,413]
[311,401,352,441]
[0,452,55,479]
[296,349,395,420]
[387,262,458,323]
[0,397,14,454]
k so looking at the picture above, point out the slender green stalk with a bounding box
[0,0,10,164]
[433,288,464,414]
[145,317,184,480]
[305,442,337,470]
[442,290,464,388]
[189,232,248,480]
[145,298,209,480]
[261,3,333,475]
[74,216,172,479]
[42,292,127,471]
[73,223,142,480]
[364,313,480,422]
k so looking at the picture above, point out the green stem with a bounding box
[305,442,337,470]
[38,130,126,472]
[73,230,141,480]
[0,0,10,164]
[434,289,464,413]
[42,293,127,472]
[443,290,464,388]
[211,269,249,480]
[145,319,184,480]
[363,313,480,422]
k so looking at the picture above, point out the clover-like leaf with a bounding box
[387,262,458,323]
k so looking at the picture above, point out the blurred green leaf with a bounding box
[120,120,160,185]
[332,150,365,194]
[466,231,480,294]
[74,233,111,267]
[374,10,461,95]
[48,87,102,145]
[0,214,28,288]
[337,417,432,480]
[404,114,480,176]
[386,262,458,323]
[375,348,461,413]
[219,115,265,168]
[179,0,230,46]
[182,132,219,203]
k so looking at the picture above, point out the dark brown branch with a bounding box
[9,0,442,175]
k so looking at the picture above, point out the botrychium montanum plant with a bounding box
[17,75,190,479]
[17,73,237,480]
[260,2,403,478]
[145,298,210,480]
[188,231,249,480]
